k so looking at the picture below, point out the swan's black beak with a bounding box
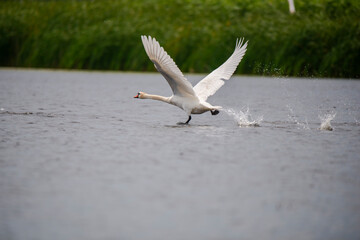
[134,93,139,98]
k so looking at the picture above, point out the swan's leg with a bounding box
[177,115,191,125]
[211,110,219,115]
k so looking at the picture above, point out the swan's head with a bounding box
[134,92,145,99]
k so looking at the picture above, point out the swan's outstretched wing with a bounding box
[193,38,248,101]
[141,35,196,98]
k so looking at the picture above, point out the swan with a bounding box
[135,35,248,124]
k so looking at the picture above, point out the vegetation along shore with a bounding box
[1,0,359,78]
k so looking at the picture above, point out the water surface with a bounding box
[0,69,359,240]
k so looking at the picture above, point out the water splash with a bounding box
[286,105,310,130]
[224,108,262,127]
[355,118,360,126]
[319,112,336,131]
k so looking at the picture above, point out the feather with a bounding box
[141,36,196,98]
[193,39,248,101]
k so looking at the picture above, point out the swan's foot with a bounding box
[177,115,191,125]
[211,110,220,115]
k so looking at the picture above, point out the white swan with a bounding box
[135,35,248,124]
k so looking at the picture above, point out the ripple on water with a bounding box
[0,111,56,118]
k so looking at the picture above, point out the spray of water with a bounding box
[286,105,310,130]
[319,112,336,131]
[355,118,360,125]
[224,107,262,127]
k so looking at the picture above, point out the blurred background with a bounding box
[0,0,359,78]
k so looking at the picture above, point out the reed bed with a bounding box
[1,0,359,78]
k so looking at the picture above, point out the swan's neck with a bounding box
[142,93,170,103]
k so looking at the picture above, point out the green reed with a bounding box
[0,0,359,78]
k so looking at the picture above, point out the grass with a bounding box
[0,0,359,78]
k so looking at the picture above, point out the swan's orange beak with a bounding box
[134,93,139,98]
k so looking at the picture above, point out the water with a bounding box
[319,112,336,131]
[223,107,262,127]
[0,69,359,240]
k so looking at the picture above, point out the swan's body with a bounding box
[135,35,248,124]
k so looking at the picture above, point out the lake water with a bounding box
[0,69,359,240]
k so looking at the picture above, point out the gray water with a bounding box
[0,69,359,240]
